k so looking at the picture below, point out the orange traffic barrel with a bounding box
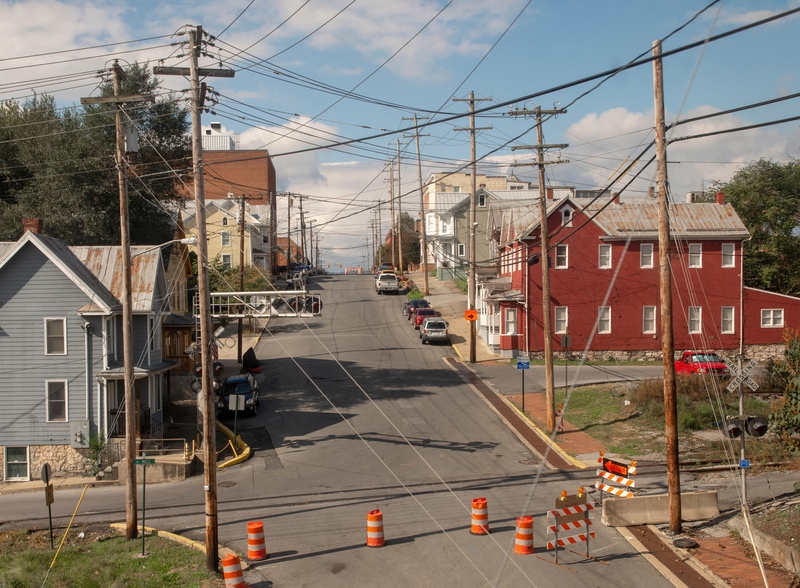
[247,521,268,561]
[470,497,490,535]
[514,516,534,554]
[222,553,247,588]
[366,508,385,547]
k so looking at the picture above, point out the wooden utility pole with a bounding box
[404,114,430,293]
[394,140,405,276]
[388,163,397,269]
[454,92,492,364]
[156,26,235,571]
[113,61,137,541]
[510,106,568,432]
[654,39,681,534]
[237,193,246,364]
[287,194,293,269]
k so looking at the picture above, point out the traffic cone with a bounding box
[221,554,247,588]
[246,521,268,561]
[366,509,385,547]
[470,497,490,535]
[514,516,534,554]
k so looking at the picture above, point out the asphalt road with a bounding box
[1,274,675,588]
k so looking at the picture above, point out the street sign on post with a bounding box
[726,359,759,393]
[465,310,477,321]
[517,359,529,413]
[41,463,54,548]
[134,453,155,557]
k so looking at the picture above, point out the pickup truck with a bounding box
[375,272,400,294]
[674,351,730,376]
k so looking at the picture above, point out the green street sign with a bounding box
[134,458,155,465]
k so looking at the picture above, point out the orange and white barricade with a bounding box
[470,497,490,535]
[546,489,594,563]
[246,521,268,561]
[596,451,637,505]
[556,404,564,432]
[514,516,533,554]
[366,509,385,547]
[222,554,248,588]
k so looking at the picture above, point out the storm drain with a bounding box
[218,481,237,488]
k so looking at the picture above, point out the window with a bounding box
[554,307,568,334]
[598,307,611,334]
[721,243,735,268]
[640,244,653,268]
[221,232,231,247]
[150,376,162,413]
[761,309,784,328]
[561,208,573,227]
[441,218,451,235]
[505,308,517,334]
[643,306,656,334]
[479,193,486,207]
[555,245,568,269]
[261,234,269,245]
[458,243,466,257]
[688,306,702,333]
[104,317,116,366]
[598,244,611,269]
[44,318,66,355]
[721,307,735,334]
[453,186,461,193]
[5,447,29,481]
[149,317,156,351]
[221,254,232,268]
[689,243,702,268]
[46,381,67,422]
[427,214,436,233]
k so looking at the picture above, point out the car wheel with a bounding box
[251,403,258,417]
[421,337,427,344]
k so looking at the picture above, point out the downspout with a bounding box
[83,321,92,421]
[739,237,750,356]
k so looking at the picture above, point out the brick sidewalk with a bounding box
[692,535,798,588]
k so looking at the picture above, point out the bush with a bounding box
[770,328,800,451]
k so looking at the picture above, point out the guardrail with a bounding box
[196,290,322,318]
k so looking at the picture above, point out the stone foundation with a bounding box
[1,444,92,482]
[527,344,785,363]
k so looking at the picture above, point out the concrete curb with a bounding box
[216,420,252,469]
[728,514,800,574]
[615,526,691,588]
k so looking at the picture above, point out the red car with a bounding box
[412,307,437,329]
[674,351,730,376]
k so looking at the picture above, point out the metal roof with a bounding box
[70,246,165,312]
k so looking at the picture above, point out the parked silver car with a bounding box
[419,317,449,344]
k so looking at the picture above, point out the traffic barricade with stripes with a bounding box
[546,488,594,564]
[595,451,637,506]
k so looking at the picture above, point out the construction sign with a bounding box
[601,457,629,477]
[465,310,478,321]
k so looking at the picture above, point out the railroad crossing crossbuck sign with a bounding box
[725,359,759,393]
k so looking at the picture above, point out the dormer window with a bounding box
[222,217,228,226]
[479,193,486,207]
[561,207,573,227]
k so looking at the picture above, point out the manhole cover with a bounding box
[673,537,698,549]
[218,481,236,488]
[519,459,539,465]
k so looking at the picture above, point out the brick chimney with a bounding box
[546,188,554,200]
[22,218,43,234]
[649,186,655,199]
[612,192,620,204]
[716,191,725,205]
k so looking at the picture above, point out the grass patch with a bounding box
[751,504,800,545]
[406,287,425,300]
[428,269,437,277]
[453,278,468,294]
[0,525,223,588]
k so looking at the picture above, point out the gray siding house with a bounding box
[0,228,176,482]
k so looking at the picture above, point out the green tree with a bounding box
[711,159,800,295]
[770,327,800,451]
[0,63,189,245]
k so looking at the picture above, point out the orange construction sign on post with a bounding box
[465,310,477,321]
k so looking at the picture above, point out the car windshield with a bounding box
[418,309,435,316]
[415,300,429,307]
[223,381,250,395]
[691,353,721,363]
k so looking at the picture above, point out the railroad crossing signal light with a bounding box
[723,417,744,438]
[745,416,769,437]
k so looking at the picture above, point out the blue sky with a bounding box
[3,0,799,268]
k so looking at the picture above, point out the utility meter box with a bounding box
[70,420,90,448]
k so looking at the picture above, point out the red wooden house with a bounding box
[489,192,800,361]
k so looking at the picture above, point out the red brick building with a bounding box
[484,192,800,361]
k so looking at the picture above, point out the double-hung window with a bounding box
[555,245,568,269]
[44,318,66,355]
[721,243,735,268]
[458,243,466,257]
[643,306,656,334]
[46,381,68,422]
[721,307,735,333]
[5,447,29,481]
[598,307,611,334]
[221,254,232,268]
[554,307,568,334]
[688,307,702,333]
[505,308,517,334]
[761,309,784,328]
[689,243,702,268]
[598,244,611,269]
[640,244,653,268]
[221,231,231,247]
